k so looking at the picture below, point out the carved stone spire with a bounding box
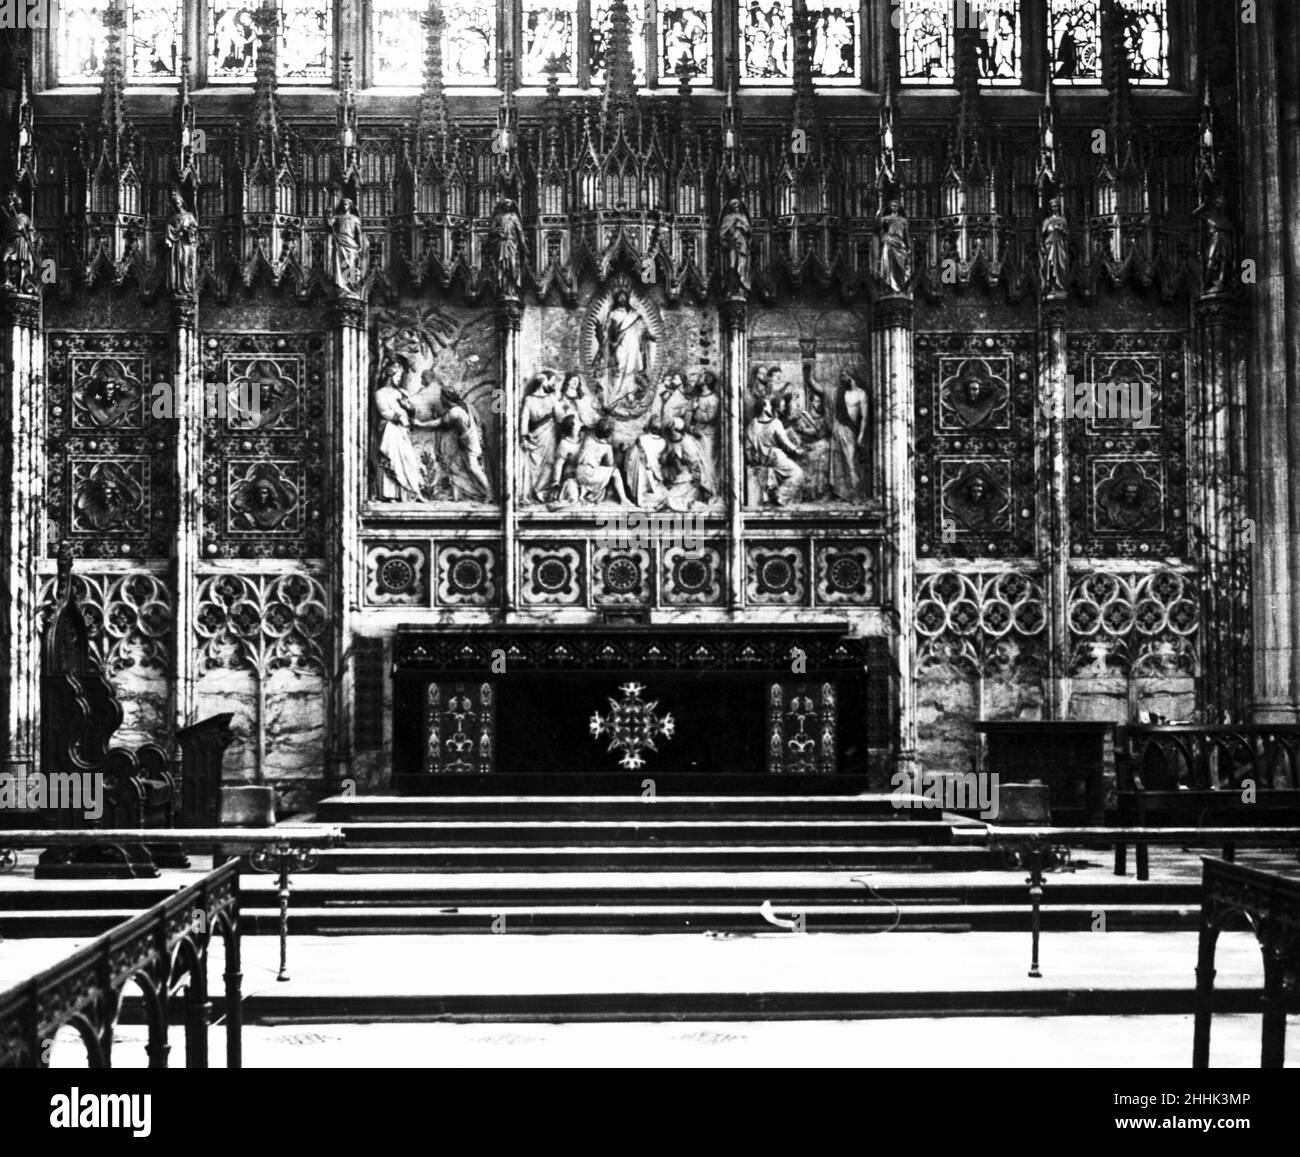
[600,0,637,129]
[336,53,360,194]
[1037,75,1059,204]
[495,50,520,195]
[676,54,696,142]
[13,56,34,193]
[790,0,817,144]
[99,0,130,168]
[543,58,564,162]
[950,20,982,166]
[418,0,449,162]
[250,0,282,168]
[175,55,197,189]
[877,48,900,199]
[1106,9,1134,162]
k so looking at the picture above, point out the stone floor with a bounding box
[87,1014,1300,1068]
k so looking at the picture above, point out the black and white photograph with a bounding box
[0,0,1295,1138]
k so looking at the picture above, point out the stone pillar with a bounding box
[0,290,43,780]
[499,297,521,612]
[721,296,747,608]
[1194,295,1249,722]
[1038,296,1071,718]
[875,294,916,770]
[171,295,201,735]
[1239,0,1295,721]
[327,295,366,782]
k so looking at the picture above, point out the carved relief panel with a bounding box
[369,303,499,507]
[45,332,174,559]
[519,285,722,513]
[745,308,874,509]
[1066,332,1188,559]
[200,332,329,559]
[915,332,1036,559]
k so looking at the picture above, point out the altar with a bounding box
[391,627,893,794]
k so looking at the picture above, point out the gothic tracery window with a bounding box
[739,0,793,83]
[808,1,858,83]
[897,0,954,85]
[1048,0,1102,83]
[591,0,648,85]
[520,0,578,82]
[57,0,182,84]
[658,1,713,84]
[1117,0,1169,84]
[207,0,336,84]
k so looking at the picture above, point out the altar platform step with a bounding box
[313,844,999,872]
[0,864,1209,937]
[316,794,921,822]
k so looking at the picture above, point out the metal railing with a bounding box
[0,860,241,1069]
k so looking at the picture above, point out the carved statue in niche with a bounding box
[0,189,37,292]
[877,199,912,294]
[489,198,526,295]
[1040,196,1070,298]
[164,189,199,296]
[718,198,752,294]
[582,279,663,415]
[943,465,1010,531]
[1195,191,1235,296]
[370,306,498,504]
[326,197,365,293]
[1096,462,1162,531]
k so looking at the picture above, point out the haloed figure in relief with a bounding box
[591,287,658,410]
[373,359,425,501]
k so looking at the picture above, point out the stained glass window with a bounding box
[1048,0,1101,84]
[1117,0,1168,84]
[591,0,647,86]
[740,0,792,83]
[898,0,953,85]
[808,1,857,82]
[209,4,262,80]
[126,1,181,81]
[521,0,578,82]
[372,0,425,86]
[444,0,497,84]
[976,1,1020,84]
[658,0,712,85]
[58,0,108,81]
[278,0,334,82]
[208,1,334,84]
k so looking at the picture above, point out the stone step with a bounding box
[330,819,965,847]
[0,902,1201,938]
[313,844,1003,872]
[316,794,933,822]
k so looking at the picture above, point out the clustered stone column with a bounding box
[499,297,522,612]
[0,289,44,781]
[328,294,367,781]
[721,296,747,608]
[1239,0,1297,722]
[1037,296,1071,718]
[170,294,202,736]
[874,293,917,771]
